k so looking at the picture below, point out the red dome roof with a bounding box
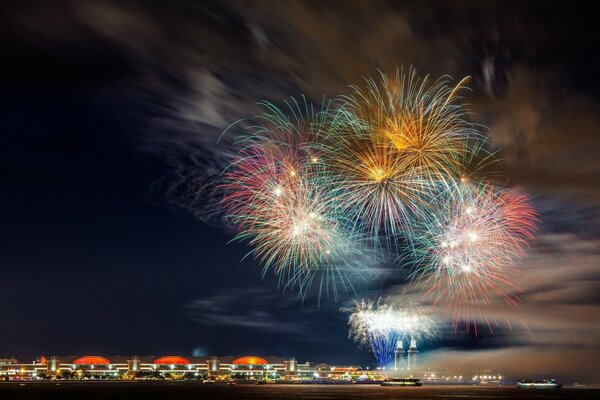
[73,356,110,365]
[231,356,268,365]
[153,356,190,365]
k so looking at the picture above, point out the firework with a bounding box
[408,181,537,332]
[345,298,436,367]
[220,68,538,310]
[222,100,375,299]
[322,112,430,240]
[322,68,480,239]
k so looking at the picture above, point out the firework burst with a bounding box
[222,100,375,299]
[344,298,436,367]
[322,68,480,240]
[408,181,538,333]
[322,111,430,240]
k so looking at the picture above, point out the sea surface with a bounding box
[0,382,597,400]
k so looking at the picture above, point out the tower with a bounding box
[47,356,59,375]
[393,340,404,370]
[284,358,298,380]
[206,357,220,377]
[407,338,418,370]
[127,356,140,373]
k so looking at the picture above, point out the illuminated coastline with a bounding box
[1,355,502,385]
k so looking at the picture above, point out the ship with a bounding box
[381,378,422,386]
[517,379,562,389]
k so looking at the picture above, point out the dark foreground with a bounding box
[1,382,598,400]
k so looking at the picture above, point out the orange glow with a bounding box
[153,356,190,365]
[40,356,47,365]
[73,356,110,365]
[231,356,268,365]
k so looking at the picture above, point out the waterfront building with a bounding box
[1,354,503,385]
[0,355,381,382]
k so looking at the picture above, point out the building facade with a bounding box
[0,355,383,382]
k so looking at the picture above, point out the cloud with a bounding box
[183,289,302,333]
[475,67,600,204]
[420,347,600,382]
[7,1,598,214]
[182,288,350,344]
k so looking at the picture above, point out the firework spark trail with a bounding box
[345,299,436,367]
[408,181,538,333]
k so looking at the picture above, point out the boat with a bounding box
[517,379,562,389]
[381,378,422,386]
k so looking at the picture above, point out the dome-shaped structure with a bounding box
[153,356,190,365]
[231,356,268,365]
[73,356,111,365]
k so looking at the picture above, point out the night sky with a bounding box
[1,1,599,382]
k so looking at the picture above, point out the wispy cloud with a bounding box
[182,288,346,344]
[183,289,301,333]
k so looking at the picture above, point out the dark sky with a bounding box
[1,0,599,381]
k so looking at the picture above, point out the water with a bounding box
[1,382,597,400]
